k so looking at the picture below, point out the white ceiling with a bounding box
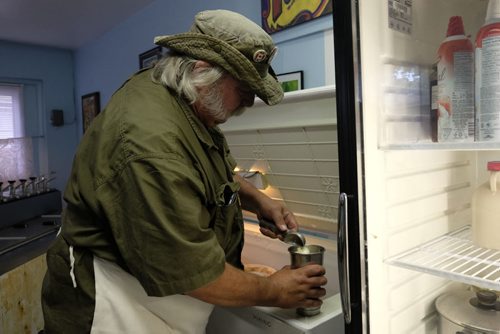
[0,0,156,49]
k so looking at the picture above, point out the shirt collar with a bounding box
[176,96,221,149]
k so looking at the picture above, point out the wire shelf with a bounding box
[386,225,500,291]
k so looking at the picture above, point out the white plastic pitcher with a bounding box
[472,161,500,250]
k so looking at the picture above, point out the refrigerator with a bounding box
[333,0,500,333]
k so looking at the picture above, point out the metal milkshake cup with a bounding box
[288,244,325,316]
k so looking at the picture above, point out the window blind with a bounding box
[0,84,24,139]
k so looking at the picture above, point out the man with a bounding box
[42,9,327,333]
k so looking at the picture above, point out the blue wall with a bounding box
[75,1,263,113]
[75,1,333,120]
[0,1,333,192]
[0,41,77,191]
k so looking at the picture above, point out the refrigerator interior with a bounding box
[358,0,499,333]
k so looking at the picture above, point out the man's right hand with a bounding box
[267,264,327,309]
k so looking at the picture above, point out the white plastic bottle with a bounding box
[472,161,500,250]
[436,16,474,142]
[475,0,500,141]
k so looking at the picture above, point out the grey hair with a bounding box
[151,52,225,105]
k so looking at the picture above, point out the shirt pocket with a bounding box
[212,181,242,249]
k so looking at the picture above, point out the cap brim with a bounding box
[258,70,284,105]
[155,34,283,106]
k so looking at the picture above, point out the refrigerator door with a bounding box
[336,0,495,333]
[333,0,368,333]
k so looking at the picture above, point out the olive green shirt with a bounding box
[61,68,244,297]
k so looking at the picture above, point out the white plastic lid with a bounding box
[486,0,500,21]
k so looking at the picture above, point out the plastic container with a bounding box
[435,16,474,142]
[472,161,500,250]
[475,0,500,141]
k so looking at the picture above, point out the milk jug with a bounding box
[472,161,500,250]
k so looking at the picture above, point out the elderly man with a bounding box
[42,9,326,333]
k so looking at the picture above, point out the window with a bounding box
[0,83,33,182]
[0,84,24,139]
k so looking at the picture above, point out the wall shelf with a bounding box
[386,225,500,291]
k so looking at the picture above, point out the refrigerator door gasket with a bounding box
[385,225,500,291]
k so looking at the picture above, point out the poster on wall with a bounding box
[261,0,333,34]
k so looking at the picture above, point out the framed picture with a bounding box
[261,0,333,34]
[81,92,100,133]
[139,46,163,69]
[277,71,303,92]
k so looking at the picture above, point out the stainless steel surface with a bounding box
[0,217,61,256]
[338,192,351,324]
[471,289,500,309]
[0,189,62,229]
[288,244,325,316]
[436,289,500,333]
[0,189,62,263]
[258,218,306,247]
[283,232,306,247]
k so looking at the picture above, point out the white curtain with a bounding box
[0,84,33,183]
[0,84,24,139]
[0,137,34,182]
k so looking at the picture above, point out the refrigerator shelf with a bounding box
[386,225,500,291]
[379,142,500,151]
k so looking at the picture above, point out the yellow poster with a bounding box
[261,0,333,33]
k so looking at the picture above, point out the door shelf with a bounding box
[386,225,500,291]
[380,141,500,151]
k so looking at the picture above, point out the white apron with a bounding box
[90,256,215,334]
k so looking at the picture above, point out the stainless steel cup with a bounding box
[288,244,325,316]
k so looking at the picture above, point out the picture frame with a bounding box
[139,46,163,69]
[81,92,100,133]
[277,71,304,92]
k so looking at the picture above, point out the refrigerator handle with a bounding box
[337,192,351,324]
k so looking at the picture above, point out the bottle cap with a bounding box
[486,0,500,21]
[487,161,500,171]
[446,16,466,36]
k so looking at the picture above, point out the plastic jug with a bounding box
[472,161,500,250]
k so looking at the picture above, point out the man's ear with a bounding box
[194,60,212,70]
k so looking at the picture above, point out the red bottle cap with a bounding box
[446,16,466,36]
[487,161,500,171]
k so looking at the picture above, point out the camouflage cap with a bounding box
[154,9,283,106]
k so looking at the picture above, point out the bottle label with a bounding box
[437,50,474,142]
[476,35,500,141]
